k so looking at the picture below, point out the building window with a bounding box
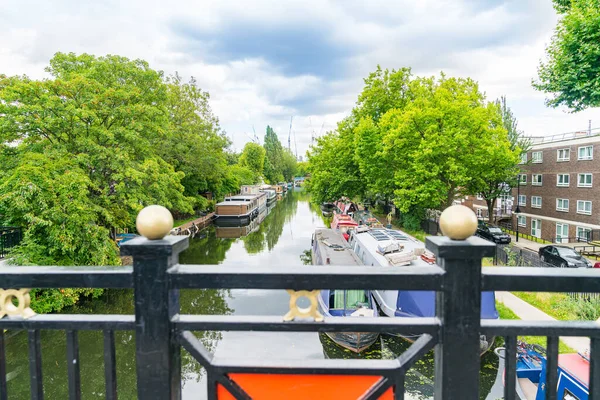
[520,153,527,164]
[532,151,543,163]
[556,223,569,243]
[531,196,542,208]
[578,145,593,160]
[476,194,483,200]
[577,226,592,242]
[557,174,570,187]
[557,148,570,162]
[577,200,592,215]
[518,195,526,206]
[577,173,593,188]
[517,215,526,227]
[532,174,543,186]
[531,219,541,238]
[519,174,527,185]
[556,198,569,212]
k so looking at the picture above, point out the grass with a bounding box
[511,292,579,321]
[496,302,576,354]
[173,216,198,227]
[482,257,495,266]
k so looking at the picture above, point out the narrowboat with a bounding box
[352,209,380,226]
[278,182,288,194]
[347,226,498,354]
[312,228,380,353]
[320,202,335,217]
[334,199,358,216]
[495,342,589,399]
[330,213,358,237]
[215,188,266,225]
[116,233,139,247]
[259,185,277,207]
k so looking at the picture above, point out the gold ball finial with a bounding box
[136,205,173,240]
[439,205,478,240]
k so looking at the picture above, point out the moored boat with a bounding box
[259,185,277,206]
[320,202,335,217]
[334,198,358,216]
[348,225,498,354]
[312,228,380,353]
[495,342,589,399]
[330,213,358,238]
[352,209,381,226]
[216,187,267,225]
[278,182,288,194]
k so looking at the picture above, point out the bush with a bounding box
[569,296,600,320]
[30,288,105,314]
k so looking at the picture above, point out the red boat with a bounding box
[331,214,358,237]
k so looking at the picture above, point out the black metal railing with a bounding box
[0,227,22,259]
[1,235,599,399]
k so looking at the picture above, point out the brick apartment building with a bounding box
[512,132,600,243]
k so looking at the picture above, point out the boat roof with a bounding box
[559,353,589,387]
[226,194,264,200]
[352,228,430,267]
[216,200,250,206]
[314,228,363,266]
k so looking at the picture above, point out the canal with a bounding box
[3,189,502,399]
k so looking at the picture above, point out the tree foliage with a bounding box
[239,142,266,177]
[263,126,285,183]
[533,0,600,111]
[0,53,238,268]
[307,67,522,223]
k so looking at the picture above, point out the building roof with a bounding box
[524,129,600,149]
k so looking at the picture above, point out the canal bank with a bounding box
[3,190,500,400]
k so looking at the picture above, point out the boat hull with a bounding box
[324,332,380,353]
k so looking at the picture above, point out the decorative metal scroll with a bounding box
[0,288,36,319]
[283,289,323,322]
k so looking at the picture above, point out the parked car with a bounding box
[538,245,593,268]
[476,224,511,244]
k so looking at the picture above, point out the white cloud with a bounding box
[1,0,598,156]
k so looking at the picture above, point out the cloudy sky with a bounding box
[1,0,598,156]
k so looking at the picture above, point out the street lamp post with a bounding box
[515,175,522,242]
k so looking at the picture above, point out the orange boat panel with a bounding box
[217,374,394,399]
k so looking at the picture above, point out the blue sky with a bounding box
[1,0,598,156]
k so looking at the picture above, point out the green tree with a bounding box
[281,150,298,181]
[306,124,364,204]
[295,161,309,177]
[380,75,506,212]
[533,0,600,111]
[0,53,194,237]
[263,126,285,183]
[465,98,523,223]
[239,142,266,177]
[160,73,230,204]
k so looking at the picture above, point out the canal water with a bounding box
[3,189,502,399]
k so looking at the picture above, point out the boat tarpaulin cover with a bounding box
[395,291,499,319]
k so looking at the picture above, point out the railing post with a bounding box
[426,235,494,400]
[121,235,189,400]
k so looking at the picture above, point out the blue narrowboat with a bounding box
[312,228,380,353]
[496,341,589,399]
